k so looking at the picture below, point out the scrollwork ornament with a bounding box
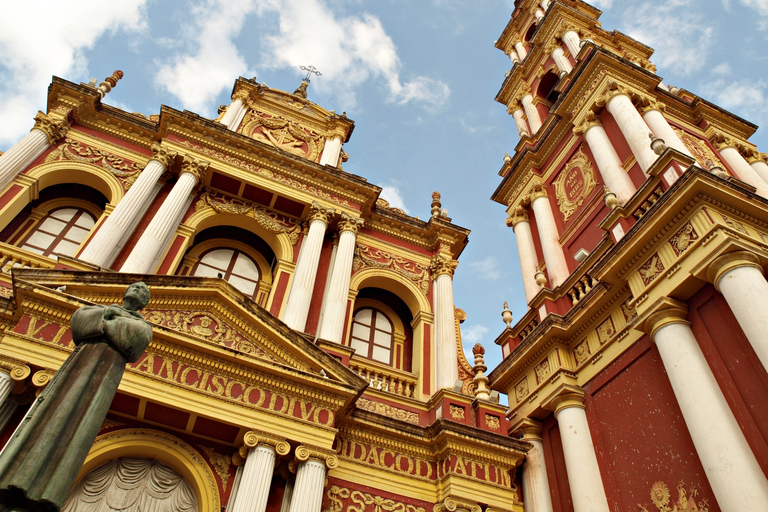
[337,213,364,235]
[33,111,70,145]
[31,370,54,388]
[242,430,290,455]
[150,143,177,169]
[553,148,597,221]
[434,497,482,512]
[180,156,209,182]
[9,365,31,381]
[295,445,338,468]
[429,255,458,280]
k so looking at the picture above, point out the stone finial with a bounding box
[502,301,513,329]
[503,152,512,164]
[535,266,547,287]
[97,70,124,99]
[649,133,666,155]
[472,343,491,401]
[431,191,442,218]
[603,187,618,209]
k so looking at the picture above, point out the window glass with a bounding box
[192,248,261,299]
[350,307,395,364]
[21,207,96,258]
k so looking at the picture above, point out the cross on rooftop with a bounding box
[299,65,322,82]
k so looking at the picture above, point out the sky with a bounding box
[1,0,767,376]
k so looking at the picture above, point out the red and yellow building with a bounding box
[0,1,767,511]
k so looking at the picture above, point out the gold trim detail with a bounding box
[199,445,233,492]
[242,430,290,455]
[449,404,465,420]
[434,497,482,512]
[430,255,458,280]
[240,110,326,162]
[574,340,591,365]
[534,360,550,383]
[553,148,597,221]
[44,138,143,191]
[638,254,665,286]
[352,244,430,295]
[674,128,722,170]
[356,398,420,425]
[324,485,427,512]
[180,156,209,182]
[196,189,302,245]
[668,222,699,256]
[295,445,339,469]
[639,481,710,512]
[33,111,70,145]
[485,414,500,431]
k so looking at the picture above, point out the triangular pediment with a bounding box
[5,269,365,393]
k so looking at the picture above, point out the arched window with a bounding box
[350,307,394,364]
[20,206,96,257]
[191,248,261,299]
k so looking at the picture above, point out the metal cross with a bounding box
[300,65,322,82]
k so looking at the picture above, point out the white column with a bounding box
[551,47,572,77]
[120,157,207,274]
[317,215,361,343]
[711,253,768,372]
[0,372,13,405]
[582,122,637,204]
[512,107,530,138]
[534,8,545,22]
[220,91,249,131]
[79,144,176,268]
[289,458,328,512]
[508,209,540,303]
[641,108,692,158]
[508,49,521,66]
[747,155,768,185]
[522,94,542,135]
[605,93,658,173]
[281,204,332,332]
[231,444,277,512]
[0,399,18,434]
[432,256,458,390]
[280,479,295,512]
[227,465,245,511]
[553,397,611,512]
[648,307,768,511]
[518,423,554,512]
[0,112,68,193]
[319,137,342,167]
[540,0,550,10]
[562,31,581,58]
[718,146,768,197]
[530,189,569,288]
[515,41,528,61]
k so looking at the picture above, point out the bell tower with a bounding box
[489,1,768,511]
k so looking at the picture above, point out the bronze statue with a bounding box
[0,282,152,512]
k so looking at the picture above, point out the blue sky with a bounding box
[1,0,767,373]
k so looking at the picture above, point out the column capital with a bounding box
[32,111,70,145]
[505,204,529,227]
[710,132,738,151]
[512,417,543,441]
[180,156,209,182]
[596,80,631,107]
[434,496,482,512]
[542,384,585,414]
[641,297,689,338]
[337,213,364,234]
[573,110,602,135]
[430,255,458,279]
[636,95,664,114]
[0,361,30,382]
[232,89,250,103]
[706,250,762,288]
[242,429,291,455]
[308,202,334,225]
[149,143,177,169]
[506,102,523,114]
[530,180,548,200]
[294,445,338,469]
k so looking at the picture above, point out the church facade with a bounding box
[0,0,766,511]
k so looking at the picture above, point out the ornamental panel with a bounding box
[553,148,597,222]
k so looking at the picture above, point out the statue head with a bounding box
[123,282,150,311]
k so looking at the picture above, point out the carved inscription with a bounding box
[129,353,334,426]
[336,438,436,479]
[553,148,597,222]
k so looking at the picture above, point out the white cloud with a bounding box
[469,256,500,281]
[712,62,732,75]
[379,185,410,214]
[462,324,489,344]
[155,0,258,114]
[0,0,148,147]
[620,1,714,76]
[737,0,768,27]
[590,0,615,8]
[700,77,768,123]
[257,0,450,110]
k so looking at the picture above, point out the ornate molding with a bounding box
[529,180,548,201]
[44,138,144,191]
[325,485,427,512]
[433,496,482,512]
[706,250,762,287]
[553,148,597,222]
[638,481,710,512]
[33,110,70,145]
[356,397,420,424]
[150,142,178,169]
[505,205,529,228]
[429,255,458,280]
[338,213,364,235]
[352,244,430,295]
[242,430,290,455]
[180,156,209,182]
[309,201,335,225]
[239,110,326,162]
[196,189,302,245]
[199,445,233,492]
[295,444,339,469]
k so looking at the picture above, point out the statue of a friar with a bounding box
[0,282,153,512]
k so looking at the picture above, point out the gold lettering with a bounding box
[158,357,179,381]
[454,456,466,475]
[299,402,316,421]
[208,375,226,395]
[225,380,244,400]
[180,366,200,386]
[134,355,155,373]
[27,317,51,337]
[196,371,210,389]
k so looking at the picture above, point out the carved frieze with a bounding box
[573,340,591,365]
[596,317,615,344]
[352,244,430,295]
[668,222,699,256]
[534,360,550,383]
[196,189,302,245]
[638,254,665,286]
[356,398,420,425]
[199,445,232,492]
[240,110,326,162]
[324,485,427,512]
[674,128,723,171]
[638,481,709,512]
[44,138,143,191]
